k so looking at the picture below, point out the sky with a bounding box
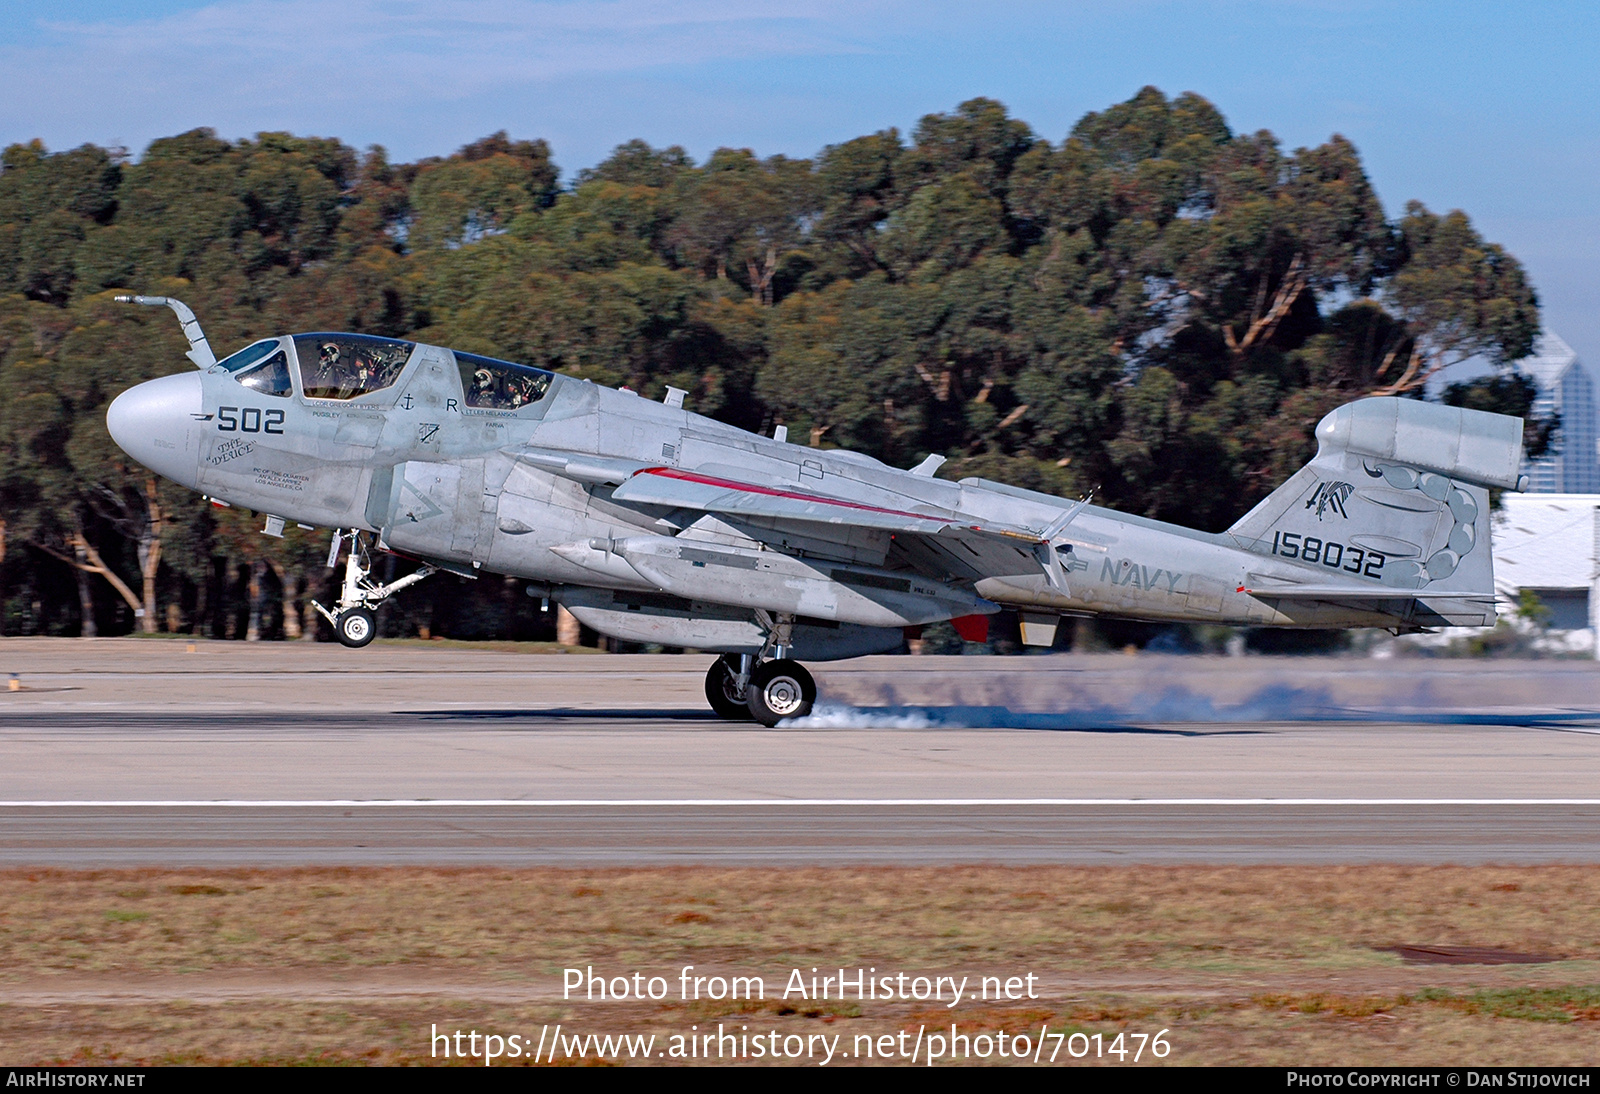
[3,0,1597,374]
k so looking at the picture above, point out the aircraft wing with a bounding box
[610,466,959,534]
[518,447,653,487]
[908,524,1055,583]
[609,466,1051,583]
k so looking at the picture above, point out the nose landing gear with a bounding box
[311,530,435,648]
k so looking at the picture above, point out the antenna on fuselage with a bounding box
[114,295,217,369]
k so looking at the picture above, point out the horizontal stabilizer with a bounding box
[1240,583,1490,601]
[1240,580,1498,626]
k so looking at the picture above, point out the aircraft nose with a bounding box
[106,372,203,489]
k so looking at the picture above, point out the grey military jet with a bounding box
[107,296,1526,724]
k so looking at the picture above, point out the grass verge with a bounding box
[3,865,1597,1065]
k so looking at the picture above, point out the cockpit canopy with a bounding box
[212,333,555,411]
[295,334,415,401]
[214,333,415,401]
[455,351,553,411]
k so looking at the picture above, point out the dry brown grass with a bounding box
[2,866,1598,1065]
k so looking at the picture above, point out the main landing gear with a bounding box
[705,654,754,720]
[311,530,436,648]
[703,612,817,726]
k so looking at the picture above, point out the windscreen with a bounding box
[236,349,292,397]
[214,339,281,373]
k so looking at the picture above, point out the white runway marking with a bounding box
[4,799,1600,808]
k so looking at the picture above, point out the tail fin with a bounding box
[1228,398,1524,619]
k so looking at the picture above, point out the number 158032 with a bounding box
[1272,531,1385,576]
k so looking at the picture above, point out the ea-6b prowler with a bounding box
[107,296,1527,724]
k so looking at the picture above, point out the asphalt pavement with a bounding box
[2,639,1597,865]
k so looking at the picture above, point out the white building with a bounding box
[1518,332,1600,494]
[1492,493,1600,653]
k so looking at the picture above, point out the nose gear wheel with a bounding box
[334,606,376,648]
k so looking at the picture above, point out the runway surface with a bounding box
[3,640,1599,865]
[11,803,1600,866]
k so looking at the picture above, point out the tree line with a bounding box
[0,88,1547,642]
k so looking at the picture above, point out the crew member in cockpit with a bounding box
[313,342,351,398]
[471,367,496,407]
[350,353,375,398]
[317,342,341,379]
[507,374,540,408]
[372,349,407,390]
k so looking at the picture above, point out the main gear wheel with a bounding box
[704,655,753,721]
[745,658,816,726]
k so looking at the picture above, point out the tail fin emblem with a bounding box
[1305,481,1353,520]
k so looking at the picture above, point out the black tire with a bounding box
[704,656,752,721]
[745,658,816,726]
[334,607,377,648]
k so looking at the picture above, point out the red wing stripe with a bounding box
[638,466,956,525]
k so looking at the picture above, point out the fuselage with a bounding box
[106,332,1432,641]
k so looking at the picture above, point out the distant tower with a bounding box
[1518,331,1600,493]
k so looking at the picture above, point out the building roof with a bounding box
[1492,492,1599,592]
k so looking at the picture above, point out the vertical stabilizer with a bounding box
[1227,398,1523,604]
